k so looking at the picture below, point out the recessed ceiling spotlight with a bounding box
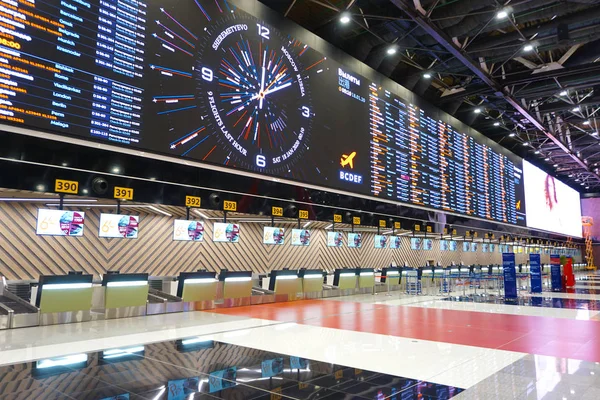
[522,142,529,146]
[568,174,574,177]
[112,167,121,174]
[534,150,540,154]
[493,121,500,126]
[496,9,509,19]
[509,132,516,137]
[586,186,590,189]
[583,120,591,125]
[386,46,397,55]
[553,164,558,167]
[576,179,580,182]
[36,184,46,192]
[544,157,550,161]
[559,90,568,96]
[572,107,580,112]
[423,72,432,79]
[339,12,351,24]
[523,44,534,52]
[474,108,482,114]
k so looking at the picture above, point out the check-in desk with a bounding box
[333,268,358,295]
[36,274,93,325]
[0,279,38,329]
[102,273,149,319]
[381,267,400,287]
[177,271,217,311]
[216,270,253,307]
[299,269,324,298]
[268,270,302,301]
[358,268,375,293]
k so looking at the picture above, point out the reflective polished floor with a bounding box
[2,272,600,399]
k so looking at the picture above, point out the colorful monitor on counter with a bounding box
[327,231,344,247]
[389,236,402,249]
[263,227,285,245]
[213,223,240,243]
[98,214,139,239]
[374,235,388,248]
[173,220,204,242]
[348,232,362,248]
[291,229,311,246]
[36,209,85,236]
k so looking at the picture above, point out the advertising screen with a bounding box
[470,242,478,252]
[374,235,388,248]
[213,223,240,243]
[462,242,470,252]
[173,220,204,242]
[36,209,85,236]
[440,240,449,251]
[482,243,489,252]
[410,237,422,250]
[0,0,526,226]
[327,232,344,247]
[523,161,582,237]
[99,214,139,239]
[348,233,362,248]
[389,236,402,249]
[423,239,433,250]
[449,241,458,251]
[291,229,311,246]
[263,227,285,245]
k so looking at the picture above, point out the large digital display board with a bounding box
[523,161,582,237]
[0,0,526,225]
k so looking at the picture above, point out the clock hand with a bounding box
[262,81,292,96]
[259,50,266,110]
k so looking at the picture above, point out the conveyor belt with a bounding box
[0,295,36,314]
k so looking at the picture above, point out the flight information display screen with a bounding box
[0,0,526,225]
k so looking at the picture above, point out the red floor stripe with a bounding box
[210,300,600,362]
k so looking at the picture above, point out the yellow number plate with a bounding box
[299,210,309,219]
[379,220,386,228]
[426,226,432,233]
[414,224,421,232]
[394,222,401,229]
[333,214,342,223]
[272,206,283,217]
[223,200,237,211]
[353,216,360,225]
[114,186,133,200]
[185,196,201,208]
[55,179,78,194]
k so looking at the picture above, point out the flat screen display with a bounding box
[374,235,388,249]
[482,243,489,252]
[410,237,422,250]
[462,242,470,252]
[389,236,402,249]
[470,242,478,252]
[348,233,362,248]
[99,214,139,239]
[36,209,85,236]
[263,227,285,245]
[167,377,199,400]
[0,0,527,226]
[327,232,344,247]
[173,220,204,242]
[523,161,582,237]
[423,239,433,250]
[213,223,239,243]
[291,229,310,246]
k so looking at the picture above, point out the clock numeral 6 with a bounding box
[301,106,310,118]
[257,24,270,39]
[201,67,213,82]
[256,155,266,168]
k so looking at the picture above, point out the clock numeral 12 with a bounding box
[257,24,270,39]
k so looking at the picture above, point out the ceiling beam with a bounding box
[389,0,592,177]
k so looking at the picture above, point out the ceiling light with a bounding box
[553,164,558,167]
[36,184,46,191]
[509,132,516,137]
[493,121,500,126]
[82,189,89,194]
[386,46,397,55]
[584,120,591,125]
[339,12,351,24]
[559,90,568,96]
[568,174,573,177]
[523,44,534,52]
[474,108,481,114]
[0,198,97,203]
[496,10,508,19]
[593,132,599,136]
[576,179,580,182]
[522,142,529,146]
[534,150,540,154]
[112,167,121,173]
[423,72,432,79]
[586,186,590,189]
[572,107,580,112]
[544,157,550,161]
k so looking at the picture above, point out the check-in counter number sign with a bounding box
[223,200,237,211]
[272,206,283,217]
[55,179,78,194]
[353,217,360,225]
[333,214,342,223]
[185,196,201,208]
[114,187,133,200]
[299,210,309,219]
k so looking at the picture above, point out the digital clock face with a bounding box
[195,15,313,174]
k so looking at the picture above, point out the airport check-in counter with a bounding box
[333,268,359,293]
[0,278,38,329]
[217,270,254,307]
[100,273,149,319]
[177,271,218,311]
[36,274,93,325]
[299,269,324,298]
[268,270,302,301]
[358,268,375,292]
[381,267,400,286]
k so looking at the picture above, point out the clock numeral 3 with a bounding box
[301,106,310,118]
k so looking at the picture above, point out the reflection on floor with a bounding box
[0,339,463,400]
[442,294,600,310]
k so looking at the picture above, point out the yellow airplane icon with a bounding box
[516,200,521,210]
[340,151,357,169]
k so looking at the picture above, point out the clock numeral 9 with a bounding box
[201,67,213,81]
[257,24,270,39]
[256,155,266,168]
[301,106,310,118]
